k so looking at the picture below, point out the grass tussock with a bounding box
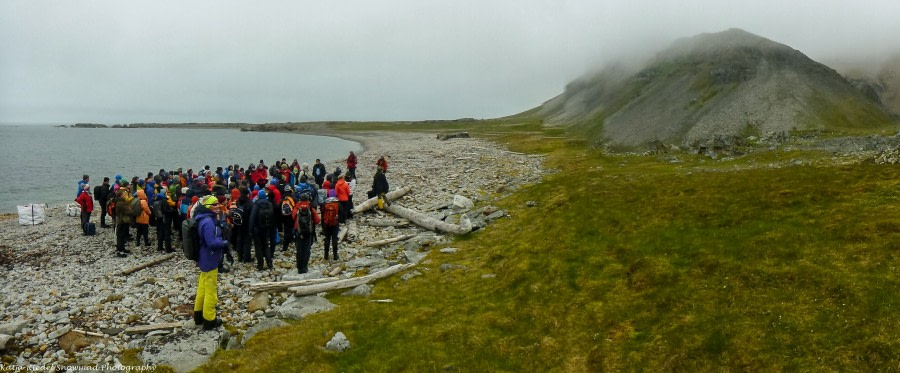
[200,120,900,371]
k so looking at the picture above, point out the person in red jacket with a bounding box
[346,151,358,180]
[75,184,94,229]
[334,175,351,223]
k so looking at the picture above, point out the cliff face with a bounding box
[536,29,894,148]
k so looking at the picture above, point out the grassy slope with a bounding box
[197,119,900,371]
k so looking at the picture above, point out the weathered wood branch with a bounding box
[120,253,176,276]
[383,204,472,235]
[124,322,184,335]
[352,186,412,214]
[366,219,410,227]
[288,264,414,296]
[365,234,416,247]
[72,329,105,337]
[249,277,340,293]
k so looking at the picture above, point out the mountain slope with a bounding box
[537,29,894,148]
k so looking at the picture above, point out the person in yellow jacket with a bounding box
[135,189,151,248]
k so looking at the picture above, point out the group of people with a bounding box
[73,152,391,330]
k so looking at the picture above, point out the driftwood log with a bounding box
[288,263,414,296]
[124,322,184,335]
[366,219,410,227]
[352,186,412,214]
[383,204,473,235]
[120,253,176,276]
[365,234,416,247]
[249,276,341,293]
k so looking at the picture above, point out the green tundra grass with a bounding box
[196,119,900,371]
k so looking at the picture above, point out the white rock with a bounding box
[325,332,350,352]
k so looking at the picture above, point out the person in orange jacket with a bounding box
[334,175,351,224]
[135,189,152,248]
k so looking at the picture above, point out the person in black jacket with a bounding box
[94,177,112,228]
[371,166,390,206]
[312,159,327,187]
[248,190,276,271]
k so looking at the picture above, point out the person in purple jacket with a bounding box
[193,195,229,330]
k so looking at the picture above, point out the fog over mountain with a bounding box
[1,1,899,125]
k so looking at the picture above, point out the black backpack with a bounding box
[257,201,275,228]
[83,222,96,236]
[152,200,165,219]
[230,205,245,226]
[295,205,313,236]
[181,218,200,261]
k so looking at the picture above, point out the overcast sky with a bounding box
[2,1,899,125]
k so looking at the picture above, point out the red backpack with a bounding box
[323,201,339,228]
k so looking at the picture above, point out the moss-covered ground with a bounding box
[196,118,900,371]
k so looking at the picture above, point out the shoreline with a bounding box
[0,131,546,369]
[0,125,373,215]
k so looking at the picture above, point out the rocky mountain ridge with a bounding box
[535,28,895,148]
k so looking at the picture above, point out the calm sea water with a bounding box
[0,125,360,213]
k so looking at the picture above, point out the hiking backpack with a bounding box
[181,218,200,261]
[129,198,142,217]
[152,200,165,219]
[83,222,96,236]
[295,204,313,236]
[229,204,245,226]
[281,197,295,216]
[316,188,327,206]
[323,201,339,228]
[257,201,275,228]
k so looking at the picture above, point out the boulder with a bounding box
[341,285,372,297]
[325,332,350,352]
[248,292,270,313]
[0,334,12,351]
[452,195,474,211]
[152,296,170,310]
[403,250,428,265]
[275,296,336,320]
[57,331,92,354]
[242,319,289,345]
[0,319,29,335]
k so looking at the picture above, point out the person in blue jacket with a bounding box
[193,195,229,330]
[77,175,89,198]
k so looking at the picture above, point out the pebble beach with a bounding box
[0,131,545,371]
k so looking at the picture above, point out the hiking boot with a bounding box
[256,265,264,271]
[202,318,223,330]
[193,311,203,326]
[123,249,133,254]
[116,251,128,258]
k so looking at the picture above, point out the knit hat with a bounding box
[257,190,268,201]
[201,195,219,208]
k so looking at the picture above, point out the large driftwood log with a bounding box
[366,219,410,227]
[124,322,184,335]
[249,277,340,293]
[346,221,358,241]
[383,204,473,235]
[337,226,349,242]
[352,186,412,214]
[288,264,414,296]
[365,234,416,247]
[120,253,176,276]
